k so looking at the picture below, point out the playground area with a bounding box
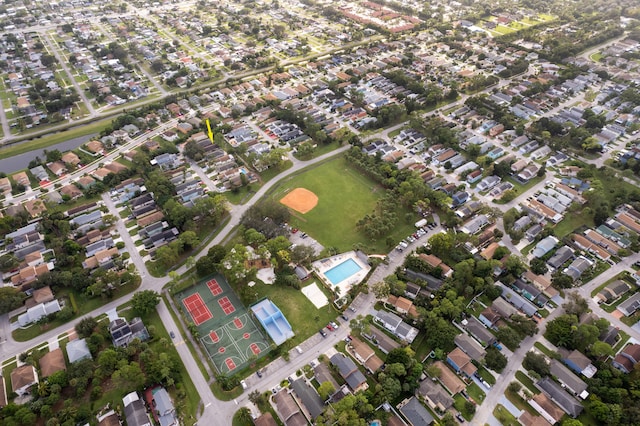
[176,276,270,374]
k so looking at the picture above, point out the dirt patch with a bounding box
[279,187,318,214]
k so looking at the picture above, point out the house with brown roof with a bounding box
[105,162,127,174]
[11,364,38,396]
[431,361,465,395]
[349,337,384,373]
[61,152,81,166]
[418,379,454,412]
[60,183,83,200]
[613,344,640,373]
[254,412,278,426]
[47,161,67,176]
[0,177,11,195]
[23,198,47,218]
[518,411,552,426]
[530,393,565,424]
[39,348,66,378]
[11,263,51,286]
[417,253,453,277]
[92,168,113,181]
[32,286,55,304]
[85,140,105,154]
[12,171,30,187]
[273,390,307,426]
[446,347,477,378]
[386,295,418,317]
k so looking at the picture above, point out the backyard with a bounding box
[269,156,415,253]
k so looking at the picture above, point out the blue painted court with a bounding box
[251,299,294,346]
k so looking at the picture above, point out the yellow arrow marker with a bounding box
[206,118,214,144]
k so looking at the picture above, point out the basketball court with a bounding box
[176,275,270,374]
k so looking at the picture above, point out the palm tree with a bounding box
[235,407,253,425]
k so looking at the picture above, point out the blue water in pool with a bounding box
[325,259,362,285]
[370,421,381,426]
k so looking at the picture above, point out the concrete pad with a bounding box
[301,282,329,308]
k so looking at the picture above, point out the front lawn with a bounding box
[494,404,519,426]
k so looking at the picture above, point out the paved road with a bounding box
[43,33,96,118]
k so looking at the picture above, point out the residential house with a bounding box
[612,344,640,373]
[618,293,640,316]
[97,410,120,426]
[431,361,465,395]
[499,283,539,316]
[18,300,62,327]
[365,326,401,354]
[563,256,593,282]
[518,411,552,426]
[47,161,67,176]
[313,362,340,392]
[60,183,83,200]
[24,198,47,218]
[549,360,588,398]
[273,389,307,426]
[529,393,566,424]
[61,151,81,166]
[123,392,151,426]
[596,280,630,304]
[477,175,501,192]
[398,396,434,426]
[66,338,92,363]
[291,379,324,420]
[109,317,150,347]
[254,412,278,426]
[446,347,477,378]
[418,253,453,277]
[349,337,384,373]
[330,353,368,392]
[39,348,66,378]
[536,377,584,418]
[151,387,178,426]
[479,307,501,329]
[547,246,574,269]
[374,310,418,343]
[532,236,559,258]
[462,316,496,346]
[11,364,38,396]
[460,214,489,234]
[454,333,486,362]
[562,349,597,378]
[418,379,454,412]
[386,295,418,317]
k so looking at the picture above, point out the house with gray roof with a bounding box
[152,387,178,426]
[123,391,151,426]
[618,292,640,316]
[291,379,324,419]
[550,360,588,399]
[563,256,593,282]
[418,379,454,412]
[462,316,496,347]
[536,377,584,418]
[532,236,559,258]
[454,333,486,361]
[596,280,630,304]
[499,282,539,316]
[547,246,574,269]
[18,300,61,327]
[66,338,92,363]
[399,396,434,425]
[460,214,489,234]
[330,353,368,392]
[374,310,418,343]
[365,326,401,354]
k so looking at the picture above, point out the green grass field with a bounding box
[270,156,415,253]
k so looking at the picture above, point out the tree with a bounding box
[371,281,390,299]
[485,346,508,373]
[0,286,24,314]
[545,314,578,348]
[509,316,538,337]
[131,290,160,317]
[235,407,253,425]
[318,381,335,400]
[425,363,441,378]
[523,351,550,376]
[508,381,522,394]
[112,361,145,392]
[590,341,614,358]
[530,257,548,275]
[563,293,589,317]
[428,232,454,257]
[290,245,316,266]
[0,253,19,272]
[495,326,522,350]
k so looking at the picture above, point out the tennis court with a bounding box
[176,275,270,374]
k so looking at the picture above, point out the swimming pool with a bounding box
[325,259,362,285]
[370,421,381,426]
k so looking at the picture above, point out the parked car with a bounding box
[170,331,175,339]
[326,324,334,331]
[330,321,339,329]
[256,370,263,378]
[341,314,349,321]
[319,329,327,337]
[240,380,247,390]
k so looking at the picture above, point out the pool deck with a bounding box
[312,251,370,296]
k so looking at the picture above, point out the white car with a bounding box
[240,380,247,390]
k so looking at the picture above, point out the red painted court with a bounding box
[218,296,236,315]
[250,343,261,355]
[207,279,223,296]
[225,358,236,370]
[233,318,243,329]
[209,330,219,343]
[183,293,213,326]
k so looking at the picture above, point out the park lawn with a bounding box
[494,24,516,35]
[252,280,336,345]
[494,404,519,426]
[270,156,415,252]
